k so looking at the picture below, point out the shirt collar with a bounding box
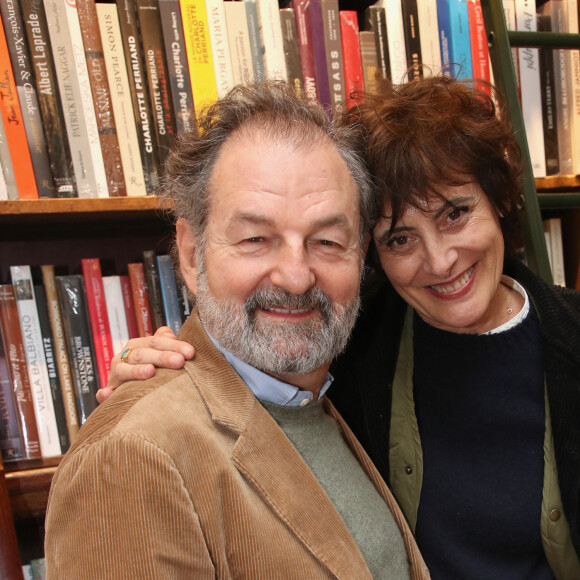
[207,332,333,407]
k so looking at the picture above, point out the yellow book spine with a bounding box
[180,0,219,115]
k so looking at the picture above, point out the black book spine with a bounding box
[143,250,166,331]
[401,0,422,81]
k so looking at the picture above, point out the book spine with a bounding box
[340,11,364,108]
[43,0,108,198]
[76,0,126,197]
[320,0,346,115]
[20,0,77,198]
[224,1,255,86]
[401,0,423,81]
[157,0,195,133]
[34,284,70,454]
[137,0,176,164]
[292,0,318,102]
[0,335,24,461]
[96,3,147,197]
[55,276,99,424]
[447,0,473,79]
[206,0,235,99]
[102,276,130,355]
[417,0,442,73]
[0,285,40,459]
[515,0,546,178]
[0,20,38,199]
[1,0,56,198]
[384,0,409,84]
[127,263,154,337]
[179,0,218,117]
[81,259,113,391]
[115,0,160,193]
[467,0,490,87]
[436,0,453,73]
[363,6,391,81]
[0,113,18,199]
[359,30,380,94]
[156,255,184,335]
[10,265,61,457]
[256,0,287,81]
[309,0,331,110]
[40,265,80,445]
[120,274,139,339]
[142,250,166,331]
[0,143,7,200]
[566,0,580,174]
[244,0,265,81]
[280,8,303,96]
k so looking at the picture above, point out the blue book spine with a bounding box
[157,255,184,335]
[436,0,453,75]
[447,0,473,79]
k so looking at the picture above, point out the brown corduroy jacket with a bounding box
[45,310,429,579]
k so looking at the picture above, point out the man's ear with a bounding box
[176,218,199,294]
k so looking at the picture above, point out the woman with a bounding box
[104,76,580,579]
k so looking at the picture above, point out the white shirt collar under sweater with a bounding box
[484,275,530,335]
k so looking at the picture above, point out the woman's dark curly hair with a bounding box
[342,75,524,254]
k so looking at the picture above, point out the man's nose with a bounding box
[269,245,316,295]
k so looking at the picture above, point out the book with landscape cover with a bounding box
[1,0,56,198]
[340,11,364,108]
[55,276,99,425]
[143,250,167,331]
[321,0,346,115]
[291,0,318,103]
[224,1,255,86]
[401,0,423,81]
[10,265,61,457]
[0,285,41,459]
[280,8,303,95]
[362,5,391,82]
[115,0,160,193]
[128,263,154,337]
[0,336,24,461]
[41,265,80,445]
[20,0,76,197]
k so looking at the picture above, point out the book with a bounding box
[10,265,61,457]
[55,275,99,424]
[43,0,109,198]
[340,11,365,108]
[0,19,39,199]
[40,265,80,445]
[256,0,287,81]
[436,0,452,74]
[384,0,408,84]
[309,0,331,110]
[96,2,148,197]
[537,13,560,175]
[1,0,56,198]
[224,1,255,86]
[292,0,318,103]
[359,30,380,94]
[544,217,566,286]
[362,5,391,82]
[417,0,442,74]
[467,0,490,88]
[566,0,580,175]
[81,258,114,391]
[20,0,76,198]
[137,0,176,164]
[34,284,70,454]
[180,0,218,117]
[76,0,126,197]
[128,262,154,337]
[446,0,473,79]
[401,0,423,81]
[120,275,139,339]
[0,113,18,200]
[0,285,41,459]
[320,0,346,115]
[142,250,166,331]
[206,0,234,99]
[244,0,265,81]
[157,255,184,334]
[102,276,130,355]
[115,0,160,193]
[158,0,195,134]
[515,0,546,178]
[0,335,24,461]
[280,8,303,96]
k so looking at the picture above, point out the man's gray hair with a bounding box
[161,81,377,251]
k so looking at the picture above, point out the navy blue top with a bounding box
[413,306,553,579]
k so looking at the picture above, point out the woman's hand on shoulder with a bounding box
[97,326,195,403]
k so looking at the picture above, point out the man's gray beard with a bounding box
[195,270,360,376]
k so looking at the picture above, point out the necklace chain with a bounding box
[501,284,513,316]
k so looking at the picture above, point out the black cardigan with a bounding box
[329,258,580,555]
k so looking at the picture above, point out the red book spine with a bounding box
[128,263,154,337]
[81,259,113,390]
[340,11,365,109]
[467,0,491,92]
[120,275,139,340]
[292,0,318,103]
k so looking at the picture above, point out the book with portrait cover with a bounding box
[0,285,41,459]
[55,275,100,425]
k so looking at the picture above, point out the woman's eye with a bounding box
[387,235,409,248]
[447,206,469,222]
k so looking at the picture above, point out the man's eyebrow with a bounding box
[229,213,353,230]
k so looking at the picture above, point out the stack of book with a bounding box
[0,253,189,462]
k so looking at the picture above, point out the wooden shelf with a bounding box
[535,175,580,192]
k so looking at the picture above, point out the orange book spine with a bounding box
[128,263,154,337]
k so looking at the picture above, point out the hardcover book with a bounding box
[401,0,423,80]
[280,8,303,96]
[143,250,167,331]
[157,255,184,334]
[128,262,154,337]
[0,335,24,461]
[340,11,364,108]
[362,5,391,81]
[291,0,318,103]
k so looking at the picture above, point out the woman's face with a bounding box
[373,181,508,334]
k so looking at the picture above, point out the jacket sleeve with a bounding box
[45,433,215,579]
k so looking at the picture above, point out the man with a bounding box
[44,83,428,579]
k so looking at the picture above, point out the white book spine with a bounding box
[384,0,408,84]
[206,0,235,97]
[0,112,18,199]
[97,3,147,197]
[417,0,442,74]
[565,0,580,174]
[256,0,287,80]
[515,0,546,177]
[102,276,130,354]
[43,0,108,198]
[10,266,61,457]
[547,218,566,286]
[224,1,255,85]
